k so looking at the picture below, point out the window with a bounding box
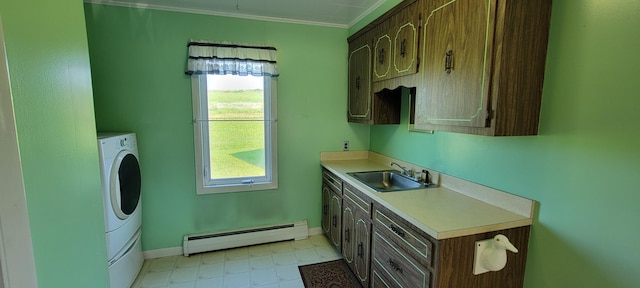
[186,41,279,194]
[192,74,277,194]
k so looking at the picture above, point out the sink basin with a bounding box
[347,170,433,192]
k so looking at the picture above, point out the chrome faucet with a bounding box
[390,162,413,178]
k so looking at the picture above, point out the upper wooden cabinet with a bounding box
[347,0,552,135]
[347,35,373,123]
[372,0,420,83]
[372,19,392,82]
[414,0,552,135]
[389,1,420,79]
[348,31,402,125]
[347,0,419,124]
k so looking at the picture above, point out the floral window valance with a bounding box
[185,40,279,77]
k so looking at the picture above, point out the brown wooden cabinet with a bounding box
[348,0,552,135]
[347,0,420,125]
[372,0,420,83]
[321,169,343,250]
[372,204,435,288]
[348,35,373,123]
[414,0,552,135]
[372,19,392,82]
[389,0,420,80]
[321,168,532,287]
[372,202,531,288]
[342,183,373,287]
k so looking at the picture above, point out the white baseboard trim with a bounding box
[142,226,324,259]
[142,246,183,259]
[308,226,323,236]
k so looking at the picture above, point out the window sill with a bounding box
[196,182,278,195]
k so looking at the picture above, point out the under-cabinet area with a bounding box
[321,151,534,287]
[347,0,553,136]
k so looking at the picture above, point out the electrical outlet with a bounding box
[343,141,349,151]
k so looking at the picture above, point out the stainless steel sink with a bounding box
[347,170,434,192]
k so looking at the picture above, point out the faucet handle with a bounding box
[406,169,414,177]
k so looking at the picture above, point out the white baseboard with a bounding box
[142,226,323,259]
[308,226,323,236]
[142,246,183,259]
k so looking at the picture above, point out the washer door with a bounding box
[110,151,141,220]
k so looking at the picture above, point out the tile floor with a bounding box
[131,234,341,288]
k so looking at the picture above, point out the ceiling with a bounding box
[85,0,387,28]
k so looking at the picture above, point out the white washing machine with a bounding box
[98,132,143,288]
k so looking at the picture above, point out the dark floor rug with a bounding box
[298,259,362,288]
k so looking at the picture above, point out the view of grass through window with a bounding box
[207,75,265,179]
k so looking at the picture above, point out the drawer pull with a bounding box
[387,259,403,274]
[389,225,405,238]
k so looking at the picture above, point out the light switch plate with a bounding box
[473,238,492,275]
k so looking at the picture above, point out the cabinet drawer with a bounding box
[343,183,372,217]
[322,169,342,194]
[372,230,431,288]
[373,205,434,267]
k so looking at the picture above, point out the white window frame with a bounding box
[191,74,278,194]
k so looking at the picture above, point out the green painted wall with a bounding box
[84,4,370,251]
[366,0,640,287]
[0,0,109,287]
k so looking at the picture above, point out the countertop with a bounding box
[320,152,534,240]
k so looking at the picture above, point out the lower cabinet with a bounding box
[322,169,531,288]
[342,183,373,288]
[372,203,531,288]
[372,230,432,288]
[322,169,343,251]
[372,204,435,288]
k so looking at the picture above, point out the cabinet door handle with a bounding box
[357,242,364,257]
[387,259,403,274]
[378,48,385,65]
[389,225,405,238]
[355,76,360,90]
[332,215,337,227]
[445,50,453,74]
[323,204,328,215]
[345,228,350,243]
[400,39,407,57]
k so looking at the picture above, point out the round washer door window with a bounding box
[110,151,141,219]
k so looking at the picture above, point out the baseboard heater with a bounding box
[183,220,308,256]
